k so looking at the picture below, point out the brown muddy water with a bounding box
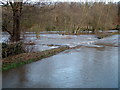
[3,46,118,88]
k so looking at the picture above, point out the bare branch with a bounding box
[9,1,14,10]
[2,25,13,36]
[0,1,8,6]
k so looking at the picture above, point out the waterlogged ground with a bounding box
[2,32,119,88]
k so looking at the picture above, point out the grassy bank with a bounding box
[2,46,70,71]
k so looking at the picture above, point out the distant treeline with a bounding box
[2,2,119,34]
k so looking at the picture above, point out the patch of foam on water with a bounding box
[84,44,104,48]
[66,40,99,48]
[50,46,59,49]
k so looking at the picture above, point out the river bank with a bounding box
[2,46,70,71]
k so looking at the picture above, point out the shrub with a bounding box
[2,42,25,58]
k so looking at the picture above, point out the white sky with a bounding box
[32,0,119,2]
[0,0,119,3]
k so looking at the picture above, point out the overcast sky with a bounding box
[32,0,119,2]
[0,0,119,3]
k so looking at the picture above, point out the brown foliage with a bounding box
[2,2,118,38]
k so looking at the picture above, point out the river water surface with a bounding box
[2,33,119,88]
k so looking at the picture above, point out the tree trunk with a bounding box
[10,2,22,42]
[11,10,21,42]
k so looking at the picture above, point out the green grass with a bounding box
[2,59,35,71]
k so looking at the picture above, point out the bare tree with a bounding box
[1,0,23,42]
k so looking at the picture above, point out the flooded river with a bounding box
[2,33,119,88]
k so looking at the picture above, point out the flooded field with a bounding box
[2,32,119,88]
[1,31,119,51]
[3,46,118,88]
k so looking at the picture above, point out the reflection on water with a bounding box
[3,46,118,88]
